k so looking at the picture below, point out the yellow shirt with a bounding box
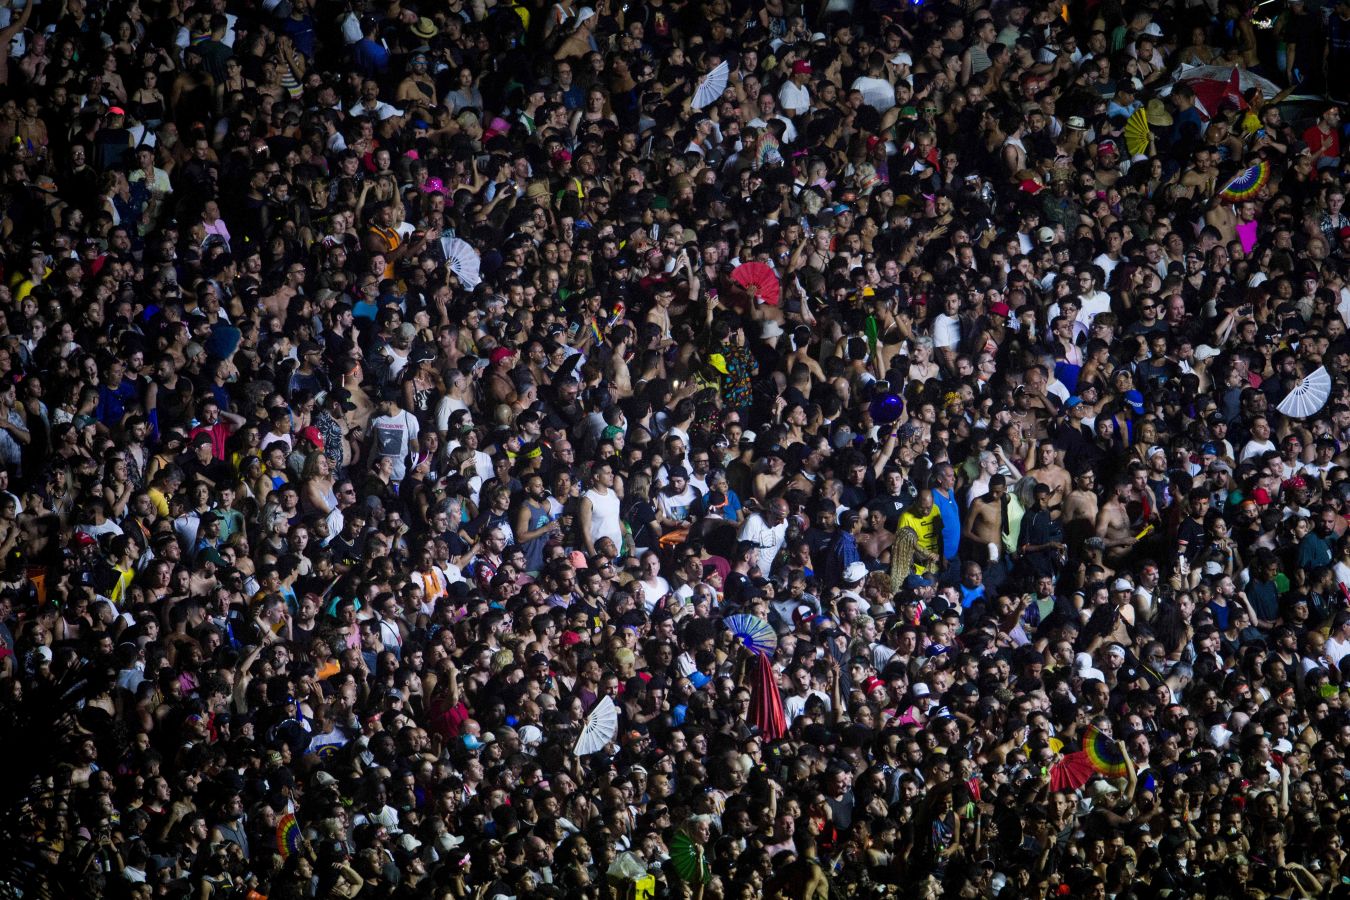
[109,565,134,605]
[899,505,943,572]
[147,485,170,518]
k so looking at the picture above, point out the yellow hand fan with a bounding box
[1124,107,1151,157]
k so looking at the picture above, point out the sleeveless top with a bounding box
[518,498,555,573]
[584,487,622,549]
[368,224,401,277]
[302,481,344,537]
[1236,218,1259,255]
[134,96,166,125]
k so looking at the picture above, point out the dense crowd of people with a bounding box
[6,0,1350,897]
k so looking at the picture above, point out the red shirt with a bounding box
[189,421,232,460]
[1303,123,1341,161]
[426,695,469,741]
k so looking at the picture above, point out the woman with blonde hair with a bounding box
[299,451,343,539]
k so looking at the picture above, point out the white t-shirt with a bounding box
[784,688,832,723]
[1239,438,1276,463]
[1327,635,1350,670]
[740,513,788,575]
[369,410,420,480]
[657,485,698,523]
[1077,290,1112,325]
[747,114,798,144]
[435,395,468,433]
[1092,253,1121,284]
[933,313,962,350]
[778,81,811,115]
[850,75,896,111]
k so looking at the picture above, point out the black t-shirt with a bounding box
[624,497,658,550]
[804,526,835,562]
[1176,517,1209,559]
[866,491,911,530]
[327,533,362,568]
[181,454,232,486]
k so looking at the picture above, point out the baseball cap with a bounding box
[791,60,813,75]
[489,346,517,364]
[301,426,324,450]
[329,388,357,411]
[462,732,496,751]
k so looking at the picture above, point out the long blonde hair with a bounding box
[890,526,918,593]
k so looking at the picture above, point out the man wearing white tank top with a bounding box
[578,461,622,555]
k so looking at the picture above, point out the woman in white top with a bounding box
[300,452,344,539]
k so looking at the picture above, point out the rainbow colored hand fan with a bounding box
[1220,161,1269,202]
[276,812,302,859]
[1082,725,1129,778]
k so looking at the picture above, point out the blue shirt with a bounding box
[933,488,961,559]
[282,15,317,59]
[1247,579,1279,623]
[959,583,986,609]
[96,379,138,426]
[700,488,742,522]
[1107,98,1141,120]
[351,38,389,76]
[1299,531,1333,570]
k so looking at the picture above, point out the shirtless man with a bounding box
[1026,441,1072,515]
[1124,464,1160,534]
[856,508,893,568]
[1204,190,1239,245]
[1061,466,1100,549]
[1019,365,1058,433]
[1096,477,1137,567]
[1177,146,1219,202]
[964,475,1010,591]
[767,834,830,900]
[753,447,788,503]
